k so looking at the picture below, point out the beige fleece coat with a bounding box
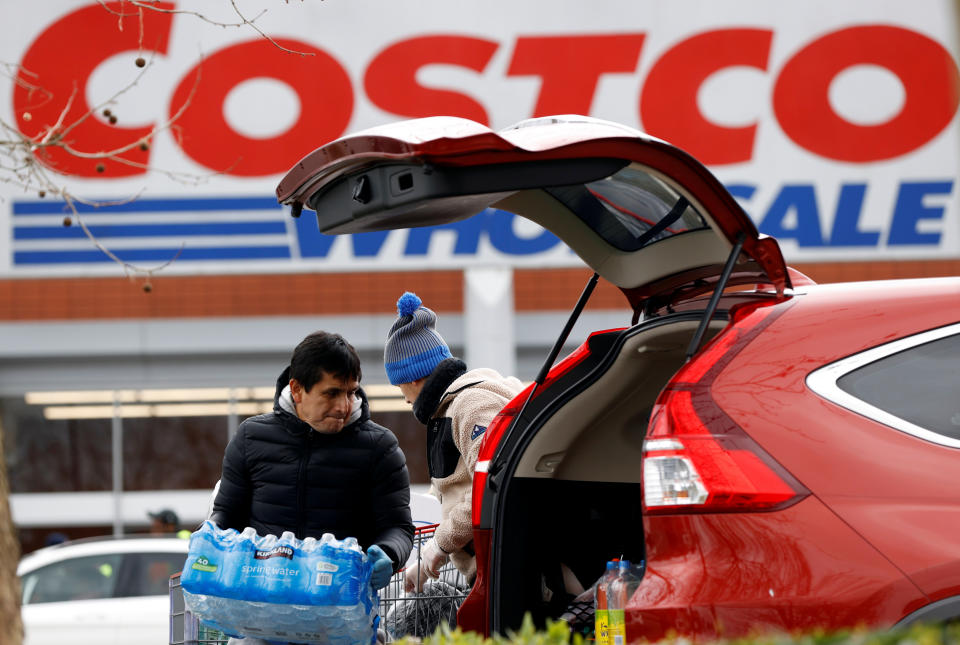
[429,368,524,579]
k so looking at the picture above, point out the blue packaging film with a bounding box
[180,521,377,644]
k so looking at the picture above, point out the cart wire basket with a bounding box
[380,523,470,642]
[169,524,470,645]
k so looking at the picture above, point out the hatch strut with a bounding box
[534,272,599,385]
[486,272,599,481]
[685,232,745,361]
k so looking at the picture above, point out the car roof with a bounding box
[18,535,188,575]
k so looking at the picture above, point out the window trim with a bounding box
[806,322,960,449]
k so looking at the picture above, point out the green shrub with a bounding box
[392,616,960,645]
[392,614,582,645]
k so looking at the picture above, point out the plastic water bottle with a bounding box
[608,560,643,645]
[220,527,251,600]
[593,559,619,645]
[291,536,316,605]
[180,522,215,595]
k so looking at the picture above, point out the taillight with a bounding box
[642,301,808,514]
[536,329,620,392]
[473,387,533,526]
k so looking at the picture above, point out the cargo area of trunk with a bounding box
[490,316,726,631]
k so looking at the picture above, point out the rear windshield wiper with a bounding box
[545,185,689,252]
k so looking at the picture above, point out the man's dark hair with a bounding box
[289,331,362,391]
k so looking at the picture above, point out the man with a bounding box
[148,508,190,539]
[384,292,524,592]
[210,330,414,594]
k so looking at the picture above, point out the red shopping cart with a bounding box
[169,524,469,645]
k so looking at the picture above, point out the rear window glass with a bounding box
[837,333,960,440]
[561,164,709,251]
[21,553,122,604]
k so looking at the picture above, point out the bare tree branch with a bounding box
[96,0,316,56]
[64,192,185,285]
[2,1,305,283]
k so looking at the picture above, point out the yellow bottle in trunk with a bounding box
[593,560,619,645]
[608,560,642,645]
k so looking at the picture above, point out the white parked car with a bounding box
[18,535,188,645]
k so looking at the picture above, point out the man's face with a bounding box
[291,371,359,434]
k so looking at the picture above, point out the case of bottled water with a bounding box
[180,520,377,644]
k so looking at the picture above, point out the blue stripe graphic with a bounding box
[14,221,288,239]
[14,246,291,264]
[11,196,295,267]
[13,197,283,215]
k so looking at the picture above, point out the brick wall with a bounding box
[2,260,959,321]
[0,270,464,320]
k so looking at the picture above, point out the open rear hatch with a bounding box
[277,115,790,318]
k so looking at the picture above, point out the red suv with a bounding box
[278,115,960,641]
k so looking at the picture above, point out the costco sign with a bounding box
[1,0,959,276]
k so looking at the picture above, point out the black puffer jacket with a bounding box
[210,367,414,569]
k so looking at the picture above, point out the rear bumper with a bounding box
[627,498,927,641]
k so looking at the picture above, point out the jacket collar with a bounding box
[412,358,467,424]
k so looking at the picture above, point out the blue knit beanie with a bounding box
[384,292,452,385]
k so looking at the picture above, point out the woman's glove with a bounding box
[366,544,394,590]
[403,538,449,593]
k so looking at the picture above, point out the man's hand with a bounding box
[366,544,394,590]
[403,539,449,593]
